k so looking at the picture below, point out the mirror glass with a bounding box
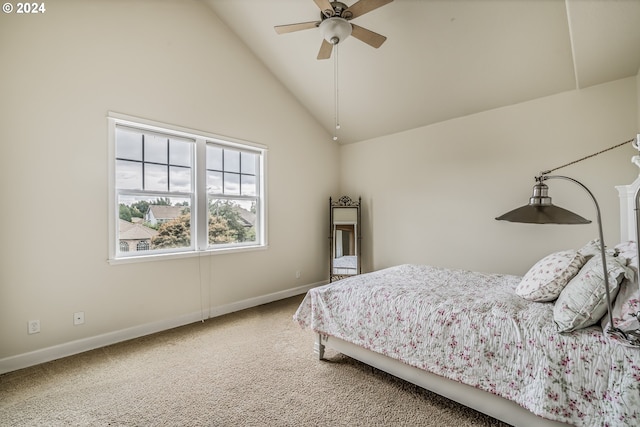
[333,208,358,275]
[330,196,361,281]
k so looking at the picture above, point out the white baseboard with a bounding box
[0,281,325,375]
[208,280,324,317]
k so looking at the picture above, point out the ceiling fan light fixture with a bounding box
[320,17,352,45]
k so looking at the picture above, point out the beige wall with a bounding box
[0,1,338,362]
[340,77,639,276]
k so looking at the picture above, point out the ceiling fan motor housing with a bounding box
[321,2,352,19]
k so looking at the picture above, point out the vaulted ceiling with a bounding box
[205,0,640,144]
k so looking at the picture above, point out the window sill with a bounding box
[107,244,268,265]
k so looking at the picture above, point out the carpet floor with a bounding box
[0,295,511,426]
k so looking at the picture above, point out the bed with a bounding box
[293,176,640,427]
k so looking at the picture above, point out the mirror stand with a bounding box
[329,196,361,282]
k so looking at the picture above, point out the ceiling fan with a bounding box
[274,0,393,60]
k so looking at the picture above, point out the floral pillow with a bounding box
[515,250,586,302]
[603,277,640,333]
[554,251,632,332]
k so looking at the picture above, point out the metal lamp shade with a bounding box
[496,182,591,224]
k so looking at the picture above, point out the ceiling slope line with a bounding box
[565,0,580,90]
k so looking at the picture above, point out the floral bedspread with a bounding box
[293,264,640,427]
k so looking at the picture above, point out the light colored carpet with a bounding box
[0,295,511,426]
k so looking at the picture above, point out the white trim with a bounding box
[107,118,116,260]
[107,112,267,151]
[196,140,208,251]
[207,280,324,318]
[616,173,640,243]
[107,244,270,265]
[0,281,325,374]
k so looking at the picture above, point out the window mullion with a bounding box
[166,137,170,192]
[195,138,208,251]
[141,134,146,189]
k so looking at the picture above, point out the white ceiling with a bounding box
[205,0,640,144]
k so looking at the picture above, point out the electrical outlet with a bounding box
[28,319,40,334]
[73,311,85,325]
[296,270,301,279]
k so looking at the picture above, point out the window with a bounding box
[109,113,266,261]
[206,144,260,247]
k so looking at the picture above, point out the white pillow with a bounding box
[554,251,631,332]
[615,241,638,271]
[516,250,586,302]
[577,238,602,260]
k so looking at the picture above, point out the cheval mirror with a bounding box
[329,196,362,282]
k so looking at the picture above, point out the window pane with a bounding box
[223,172,240,195]
[207,145,222,171]
[145,134,167,164]
[170,139,192,167]
[208,198,256,246]
[241,175,256,196]
[207,170,223,193]
[116,160,142,190]
[118,195,191,254]
[170,166,191,192]
[145,163,168,191]
[116,128,142,161]
[224,149,240,173]
[241,152,256,175]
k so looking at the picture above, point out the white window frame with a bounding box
[108,112,267,264]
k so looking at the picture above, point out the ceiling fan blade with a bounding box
[274,21,320,34]
[344,0,393,19]
[317,39,333,60]
[350,24,387,48]
[314,0,335,17]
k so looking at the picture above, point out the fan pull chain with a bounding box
[333,43,339,141]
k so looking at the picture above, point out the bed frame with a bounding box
[312,170,640,427]
[314,334,568,427]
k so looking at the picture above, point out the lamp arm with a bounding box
[635,187,640,266]
[541,175,615,329]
